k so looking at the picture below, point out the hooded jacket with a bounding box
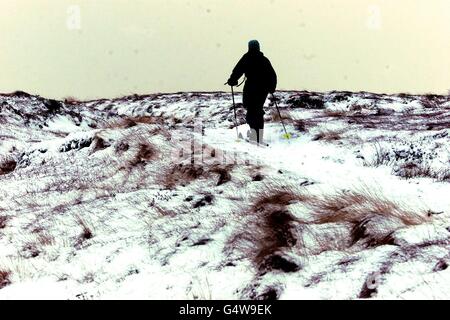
[228,50,277,95]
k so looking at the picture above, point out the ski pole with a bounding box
[272,93,291,139]
[224,82,240,139]
[231,86,241,138]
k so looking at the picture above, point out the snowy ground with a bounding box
[0,90,449,300]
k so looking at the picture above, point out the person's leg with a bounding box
[246,111,258,142]
[244,90,268,144]
[255,112,264,144]
[243,90,257,142]
[254,92,267,144]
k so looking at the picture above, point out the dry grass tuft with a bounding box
[270,108,292,122]
[252,189,303,212]
[90,134,111,153]
[359,273,378,298]
[350,218,396,248]
[304,188,428,226]
[271,110,310,132]
[128,142,158,167]
[0,156,16,175]
[292,119,308,132]
[324,109,347,117]
[254,209,299,272]
[420,97,439,109]
[152,203,180,217]
[396,162,431,179]
[297,187,429,251]
[395,162,450,182]
[439,169,450,182]
[114,140,130,154]
[75,215,94,248]
[101,116,163,129]
[287,93,325,109]
[38,232,55,246]
[312,128,345,141]
[363,143,392,167]
[160,163,206,189]
[193,193,215,209]
[209,164,234,186]
[227,184,304,272]
[227,183,430,273]
[228,207,300,273]
[64,96,80,105]
[160,162,235,189]
[0,270,11,289]
[113,131,161,173]
[0,215,8,229]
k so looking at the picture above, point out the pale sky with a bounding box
[1,0,449,99]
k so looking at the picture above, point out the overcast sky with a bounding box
[1,0,449,99]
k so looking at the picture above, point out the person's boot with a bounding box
[248,128,257,143]
[257,129,264,145]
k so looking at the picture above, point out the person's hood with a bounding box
[248,40,260,52]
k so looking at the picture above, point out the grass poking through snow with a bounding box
[0,270,11,289]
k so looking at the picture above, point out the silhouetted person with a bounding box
[227,40,277,144]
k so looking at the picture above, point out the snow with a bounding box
[0,91,449,300]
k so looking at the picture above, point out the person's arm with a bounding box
[227,54,247,86]
[267,59,277,94]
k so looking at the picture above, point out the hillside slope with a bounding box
[0,90,449,299]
